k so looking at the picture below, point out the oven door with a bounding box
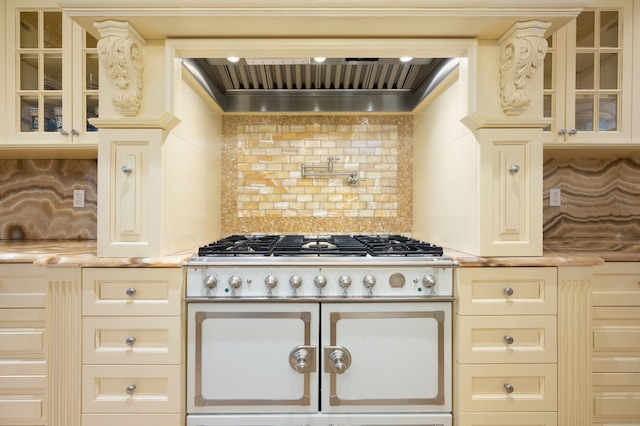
[187,302,319,414]
[321,301,451,413]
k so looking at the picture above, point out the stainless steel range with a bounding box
[185,234,457,426]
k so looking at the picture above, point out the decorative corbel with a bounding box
[498,21,551,116]
[94,21,146,117]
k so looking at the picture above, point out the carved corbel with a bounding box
[498,21,551,116]
[94,21,146,117]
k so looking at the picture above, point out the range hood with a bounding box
[182,56,459,113]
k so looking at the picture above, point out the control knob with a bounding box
[422,274,436,294]
[314,274,328,295]
[289,275,303,296]
[203,274,218,295]
[228,275,242,296]
[338,274,352,295]
[264,274,278,296]
[362,274,376,295]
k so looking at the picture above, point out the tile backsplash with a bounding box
[543,156,640,240]
[0,159,97,240]
[221,115,413,234]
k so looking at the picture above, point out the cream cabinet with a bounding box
[4,0,99,147]
[81,268,185,426]
[475,128,543,257]
[455,267,558,426]
[543,0,634,146]
[0,264,47,426]
[591,262,640,425]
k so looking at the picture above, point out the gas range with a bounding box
[186,234,457,299]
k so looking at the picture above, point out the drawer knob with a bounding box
[504,383,514,393]
[509,164,520,173]
[126,287,137,296]
[503,287,514,296]
[126,337,136,347]
[504,335,514,344]
[122,165,132,174]
[126,384,136,395]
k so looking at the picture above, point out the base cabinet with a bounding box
[454,267,558,425]
[0,264,47,426]
[81,268,185,426]
[592,262,640,425]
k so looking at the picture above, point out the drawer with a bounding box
[457,363,557,412]
[593,316,640,356]
[0,360,46,391]
[0,264,47,309]
[82,364,183,413]
[456,412,557,426]
[83,316,183,364]
[0,308,46,328]
[82,414,182,426]
[0,395,45,425]
[593,356,640,373]
[457,315,557,364]
[0,325,46,359]
[593,262,640,307]
[83,268,184,316]
[456,267,557,316]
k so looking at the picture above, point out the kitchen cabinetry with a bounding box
[454,267,558,426]
[4,0,99,148]
[543,0,633,145]
[591,262,640,425]
[0,264,47,426]
[81,268,185,426]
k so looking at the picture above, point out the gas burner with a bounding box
[354,235,444,256]
[197,235,280,256]
[273,235,369,256]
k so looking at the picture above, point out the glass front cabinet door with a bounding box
[6,0,99,146]
[543,0,633,145]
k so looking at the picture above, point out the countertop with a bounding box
[1,239,639,267]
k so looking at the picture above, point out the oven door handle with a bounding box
[289,345,316,374]
[324,345,352,374]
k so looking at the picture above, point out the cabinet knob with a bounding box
[509,165,520,173]
[126,287,137,296]
[60,129,69,136]
[504,383,514,393]
[504,335,514,344]
[125,337,136,347]
[503,287,514,296]
[568,129,578,136]
[126,384,136,395]
[121,165,133,174]
[71,129,79,136]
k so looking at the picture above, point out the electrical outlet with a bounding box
[550,188,561,206]
[73,189,85,208]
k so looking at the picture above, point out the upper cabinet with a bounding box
[543,0,633,146]
[4,0,99,147]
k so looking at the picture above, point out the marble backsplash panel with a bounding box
[0,159,97,240]
[543,156,640,240]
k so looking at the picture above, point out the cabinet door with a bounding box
[544,0,633,145]
[5,0,98,146]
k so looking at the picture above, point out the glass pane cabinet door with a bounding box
[16,9,64,135]
[544,0,631,145]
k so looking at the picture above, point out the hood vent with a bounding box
[182,57,459,113]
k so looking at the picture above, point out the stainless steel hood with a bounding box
[182,57,459,113]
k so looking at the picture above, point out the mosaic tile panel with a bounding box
[543,156,640,240]
[0,159,97,240]
[222,115,413,234]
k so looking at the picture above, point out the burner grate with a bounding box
[273,235,368,256]
[197,235,280,256]
[354,235,444,256]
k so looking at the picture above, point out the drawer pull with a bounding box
[126,384,136,395]
[126,287,137,296]
[126,337,136,346]
[503,287,514,296]
[504,383,514,393]
[503,335,514,344]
